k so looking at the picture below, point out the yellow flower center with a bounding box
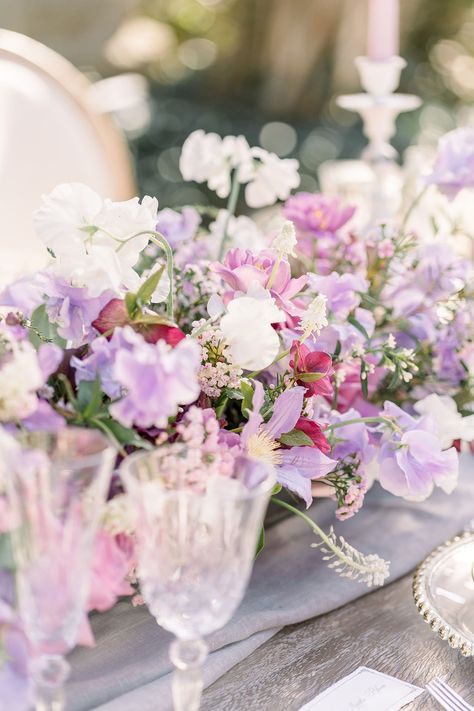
[313,209,328,230]
[247,429,283,466]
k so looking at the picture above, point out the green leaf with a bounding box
[136,265,165,307]
[29,305,66,349]
[272,483,282,495]
[347,315,370,340]
[297,371,326,383]
[333,340,341,358]
[241,380,254,417]
[255,526,265,556]
[215,395,229,419]
[279,429,314,447]
[94,416,152,450]
[360,366,368,399]
[125,292,139,320]
[0,533,14,569]
[223,387,244,401]
[76,378,103,419]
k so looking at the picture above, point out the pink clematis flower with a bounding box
[289,341,334,398]
[238,382,337,506]
[211,248,307,323]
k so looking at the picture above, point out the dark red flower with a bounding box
[295,417,331,455]
[289,340,334,398]
[92,299,185,347]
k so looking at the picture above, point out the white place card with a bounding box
[299,666,423,711]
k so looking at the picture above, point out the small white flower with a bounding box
[220,287,285,370]
[244,148,300,208]
[299,294,328,339]
[386,333,397,348]
[102,494,135,536]
[0,333,43,421]
[414,394,474,449]
[272,220,297,257]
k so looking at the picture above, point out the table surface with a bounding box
[201,572,474,711]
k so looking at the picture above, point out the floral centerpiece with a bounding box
[1,126,474,706]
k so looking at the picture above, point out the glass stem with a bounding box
[31,654,70,711]
[170,638,208,711]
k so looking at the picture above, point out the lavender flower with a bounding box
[157,207,201,248]
[44,277,115,346]
[377,402,459,501]
[427,127,474,199]
[283,192,355,235]
[0,600,31,711]
[308,272,368,321]
[111,335,201,429]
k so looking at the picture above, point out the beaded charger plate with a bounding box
[413,531,474,657]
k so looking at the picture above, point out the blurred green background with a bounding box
[2,0,473,205]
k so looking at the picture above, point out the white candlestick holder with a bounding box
[337,55,421,164]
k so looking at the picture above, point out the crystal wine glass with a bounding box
[120,445,274,711]
[5,428,116,711]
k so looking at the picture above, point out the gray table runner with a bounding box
[67,455,474,710]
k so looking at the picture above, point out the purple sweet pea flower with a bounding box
[240,382,337,507]
[308,272,368,321]
[157,207,201,248]
[211,248,307,322]
[44,277,115,347]
[0,600,32,711]
[71,326,141,399]
[426,127,474,199]
[0,271,49,317]
[329,408,376,469]
[377,401,459,501]
[110,334,201,429]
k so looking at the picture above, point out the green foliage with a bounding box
[279,429,314,447]
[28,305,66,349]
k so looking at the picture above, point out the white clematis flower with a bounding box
[414,394,474,449]
[244,148,300,208]
[220,287,285,370]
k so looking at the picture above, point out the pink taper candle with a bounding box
[367,0,399,61]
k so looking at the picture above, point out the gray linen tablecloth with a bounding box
[67,455,474,711]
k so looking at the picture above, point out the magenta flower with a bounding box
[289,341,334,399]
[211,248,306,321]
[283,192,355,235]
[377,402,459,501]
[239,382,337,506]
[427,127,474,199]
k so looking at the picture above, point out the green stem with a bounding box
[325,416,392,431]
[266,255,282,291]
[218,174,241,260]
[402,184,429,227]
[246,347,291,380]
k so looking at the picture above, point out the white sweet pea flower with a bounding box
[179,130,253,199]
[414,394,474,449]
[209,210,266,253]
[299,294,328,340]
[220,287,285,370]
[34,183,103,259]
[244,148,300,208]
[34,183,159,296]
[272,220,297,257]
